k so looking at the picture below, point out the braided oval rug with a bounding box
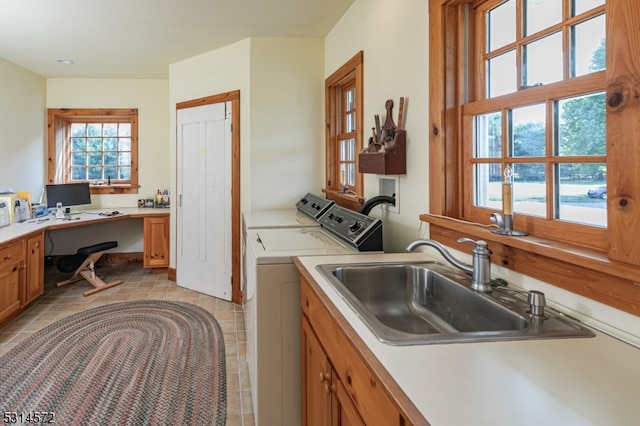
[0,300,226,425]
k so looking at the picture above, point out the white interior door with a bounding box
[176,101,232,300]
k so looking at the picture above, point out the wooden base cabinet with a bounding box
[0,237,26,326]
[0,232,46,328]
[302,317,365,426]
[301,276,422,426]
[143,215,169,269]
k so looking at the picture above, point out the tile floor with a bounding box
[0,262,254,426]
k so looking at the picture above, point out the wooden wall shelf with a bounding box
[358,130,406,175]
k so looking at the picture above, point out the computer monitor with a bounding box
[45,183,92,209]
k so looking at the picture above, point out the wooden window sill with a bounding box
[420,214,640,317]
[323,189,364,212]
[90,185,140,195]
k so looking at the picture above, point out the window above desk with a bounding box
[47,108,139,195]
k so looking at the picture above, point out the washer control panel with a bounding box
[296,193,334,219]
[318,204,383,251]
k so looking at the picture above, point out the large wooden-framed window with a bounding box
[464,0,607,249]
[47,109,139,194]
[324,51,364,211]
[427,0,640,317]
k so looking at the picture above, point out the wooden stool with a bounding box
[56,241,123,296]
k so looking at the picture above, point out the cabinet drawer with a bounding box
[0,239,25,269]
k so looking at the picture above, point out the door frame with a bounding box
[175,90,241,304]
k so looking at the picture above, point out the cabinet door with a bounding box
[0,261,23,324]
[302,317,332,426]
[332,374,365,426]
[143,216,169,268]
[24,233,44,305]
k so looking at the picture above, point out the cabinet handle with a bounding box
[319,372,330,384]
[323,382,336,395]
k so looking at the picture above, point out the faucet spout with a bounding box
[406,239,472,275]
[406,238,493,292]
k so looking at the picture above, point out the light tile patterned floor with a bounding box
[0,262,254,426]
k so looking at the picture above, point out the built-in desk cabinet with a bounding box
[143,215,169,269]
[301,276,412,426]
[0,233,45,327]
[0,238,25,326]
[24,233,44,305]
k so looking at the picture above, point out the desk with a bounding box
[0,208,169,327]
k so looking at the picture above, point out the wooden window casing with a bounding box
[427,0,640,317]
[47,109,139,195]
[324,51,364,211]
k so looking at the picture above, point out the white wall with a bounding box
[325,0,430,253]
[0,58,46,199]
[249,38,325,209]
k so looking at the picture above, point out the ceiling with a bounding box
[0,0,354,79]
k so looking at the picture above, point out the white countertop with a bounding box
[296,252,640,426]
[0,208,169,245]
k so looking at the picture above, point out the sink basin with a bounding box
[316,261,595,345]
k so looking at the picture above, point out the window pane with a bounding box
[474,163,502,210]
[340,164,348,187]
[71,167,86,181]
[71,138,86,151]
[557,92,606,156]
[118,123,131,137]
[557,163,606,226]
[119,138,131,151]
[573,0,604,16]
[119,167,131,180]
[513,163,546,216]
[487,50,517,98]
[524,0,562,36]
[346,88,355,110]
[340,138,355,161]
[88,152,102,165]
[119,152,131,165]
[103,123,118,136]
[88,166,102,180]
[104,152,117,165]
[71,152,86,166]
[346,112,355,133]
[87,123,101,137]
[71,123,86,136]
[88,138,102,151]
[103,138,117,151]
[104,166,117,179]
[572,15,605,77]
[511,104,546,157]
[523,32,563,86]
[346,163,355,186]
[474,112,502,158]
[487,0,515,51]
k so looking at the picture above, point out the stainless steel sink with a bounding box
[316,261,595,345]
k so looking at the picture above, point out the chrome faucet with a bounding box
[406,238,493,292]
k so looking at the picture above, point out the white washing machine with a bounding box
[244,204,383,426]
[241,193,334,299]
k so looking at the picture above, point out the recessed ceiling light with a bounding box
[57,59,74,64]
